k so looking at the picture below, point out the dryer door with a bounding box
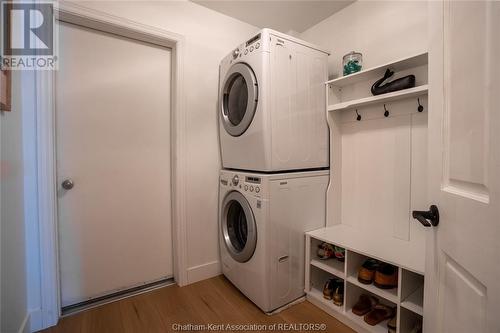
[221,191,257,263]
[221,63,258,137]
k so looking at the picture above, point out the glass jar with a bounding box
[343,51,363,76]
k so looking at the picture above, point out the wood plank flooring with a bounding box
[41,275,355,333]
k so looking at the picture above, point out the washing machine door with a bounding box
[221,191,257,263]
[221,63,258,137]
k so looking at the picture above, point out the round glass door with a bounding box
[221,191,257,263]
[221,63,258,137]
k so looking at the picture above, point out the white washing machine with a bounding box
[219,29,330,172]
[219,169,329,312]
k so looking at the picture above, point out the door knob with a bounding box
[412,205,439,227]
[61,179,74,190]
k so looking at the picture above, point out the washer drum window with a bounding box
[221,191,257,263]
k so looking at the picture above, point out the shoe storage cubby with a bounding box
[309,265,345,312]
[310,237,345,279]
[345,282,397,333]
[305,234,425,333]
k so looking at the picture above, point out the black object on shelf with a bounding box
[371,69,415,96]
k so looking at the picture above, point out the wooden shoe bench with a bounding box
[305,53,429,333]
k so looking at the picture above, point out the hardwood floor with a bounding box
[41,275,355,333]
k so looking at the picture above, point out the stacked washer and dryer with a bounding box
[218,29,330,313]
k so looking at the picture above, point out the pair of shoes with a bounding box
[317,243,345,261]
[357,259,398,289]
[352,294,396,326]
[322,278,344,306]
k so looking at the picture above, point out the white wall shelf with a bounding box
[326,53,428,88]
[327,85,428,112]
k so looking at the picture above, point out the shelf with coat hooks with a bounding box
[327,85,428,113]
[325,52,429,117]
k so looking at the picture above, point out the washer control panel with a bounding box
[244,176,261,195]
[220,172,263,197]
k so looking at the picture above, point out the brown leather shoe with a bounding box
[352,294,379,316]
[358,259,379,284]
[364,304,396,326]
[374,263,398,289]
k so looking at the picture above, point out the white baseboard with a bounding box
[27,308,43,332]
[17,313,30,333]
[186,261,221,285]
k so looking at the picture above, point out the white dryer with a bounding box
[219,169,329,312]
[219,29,329,172]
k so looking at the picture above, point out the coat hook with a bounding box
[417,98,424,112]
[383,104,389,117]
[355,109,361,121]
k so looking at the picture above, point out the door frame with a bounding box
[34,2,188,328]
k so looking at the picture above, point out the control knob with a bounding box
[232,175,239,186]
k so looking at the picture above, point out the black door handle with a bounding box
[412,205,439,227]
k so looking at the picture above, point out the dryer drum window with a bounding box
[221,63,258,137]
[225,75,248,126]
[221,191,257,263]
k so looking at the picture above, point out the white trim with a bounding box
[35,67,60,328]
[35,2,188,330]
[17,313,31,333]
[186,261,222,285]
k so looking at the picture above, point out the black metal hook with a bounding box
[417,98,424,112]
[383,104,389,117]
[355,109,361,121]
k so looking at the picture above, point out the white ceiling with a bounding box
[191,0,355,33]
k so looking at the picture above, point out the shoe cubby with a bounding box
[400,269,424,316]
[345,282,397,333]
[305,233,425,333]
[309,237,345,278]
[308,265,345,313]
[399,307,422,333]
[346,251,399,304]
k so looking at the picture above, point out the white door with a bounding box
[56,21,173,307]
[424,2,500,332]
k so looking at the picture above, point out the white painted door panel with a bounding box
[56,22,173,306]
[426,2,500,332]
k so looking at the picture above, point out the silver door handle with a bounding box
[61,179,74,190]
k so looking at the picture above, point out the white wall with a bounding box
[300,1,428,80]
[1,71,29,333]
[66,1,258,285]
